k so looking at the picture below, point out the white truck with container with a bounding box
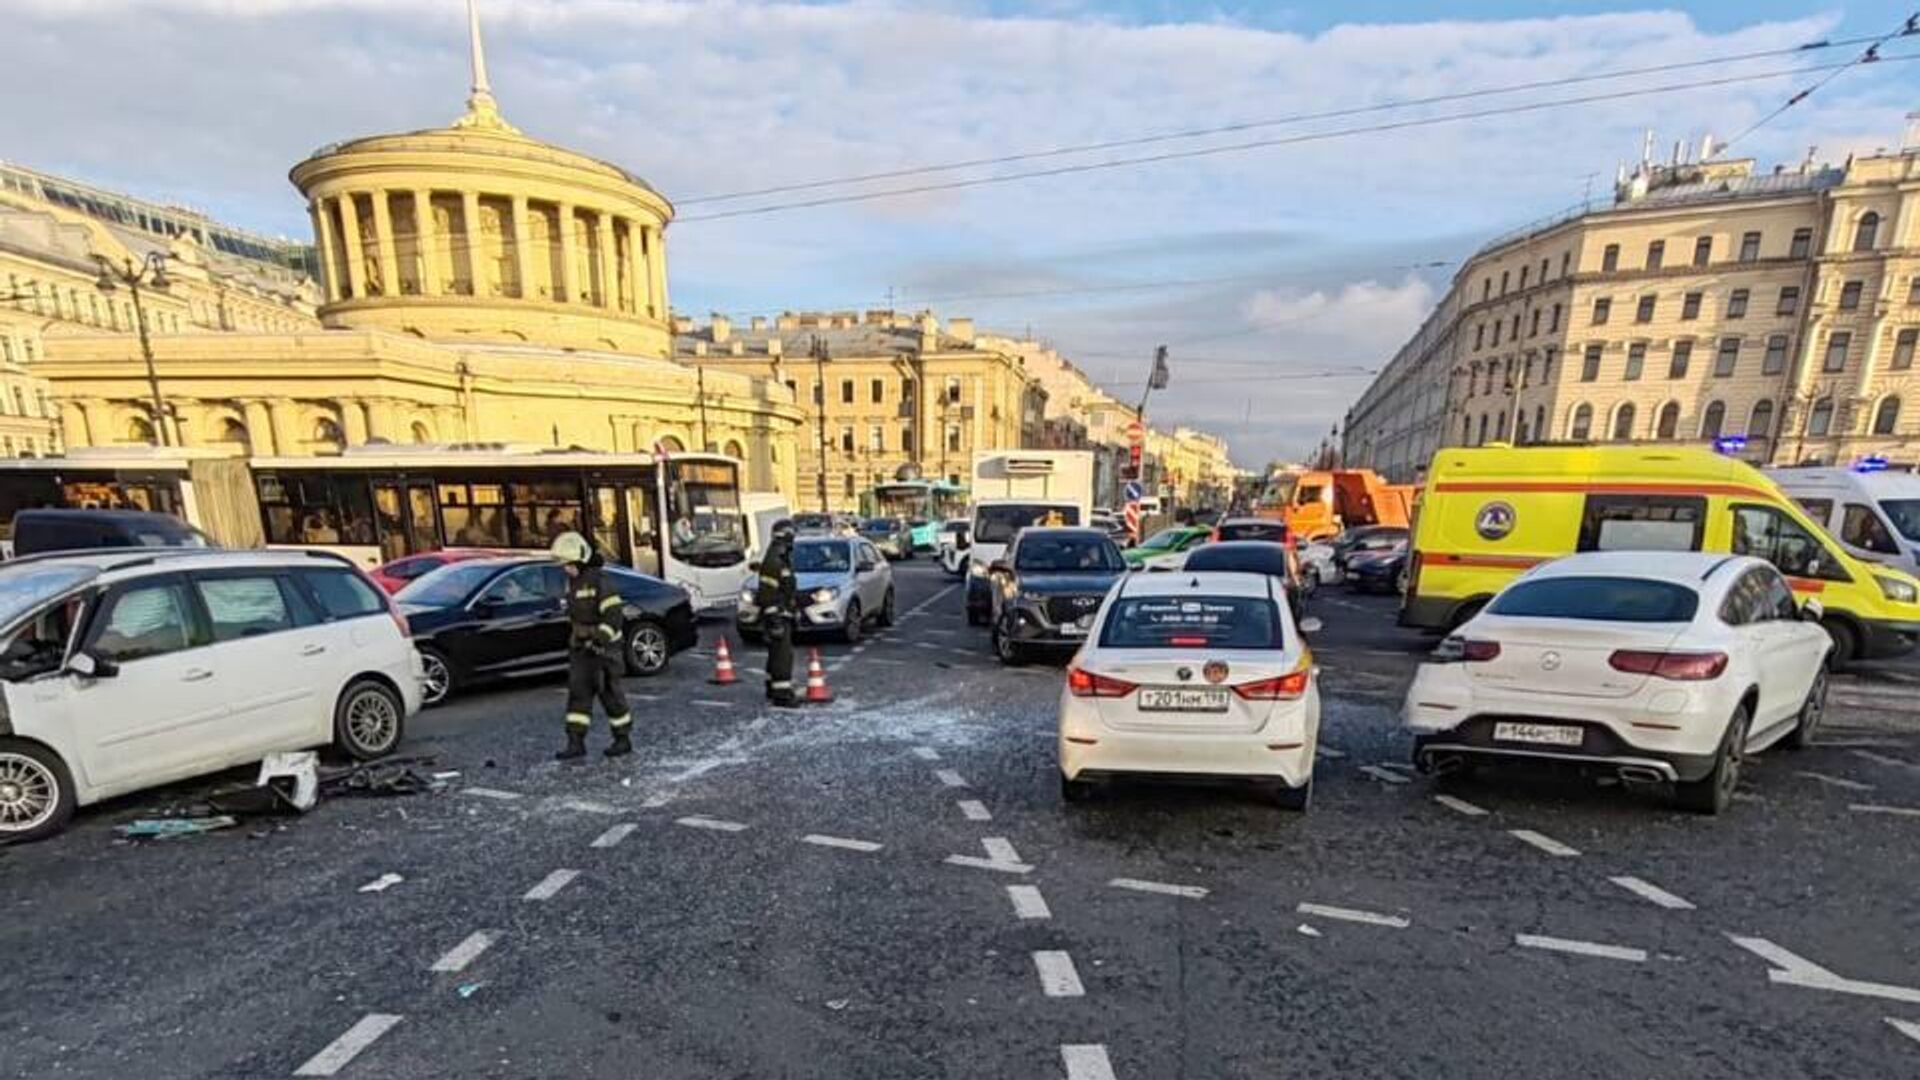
[965,450,1097,625]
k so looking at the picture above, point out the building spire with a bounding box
[454,0,520,133]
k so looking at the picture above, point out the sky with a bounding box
[4,1,1917,467]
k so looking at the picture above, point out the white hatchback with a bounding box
[1058,571,1321,810]
[1404,551,1831,814]
[0,550,421,843]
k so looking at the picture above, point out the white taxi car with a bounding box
[1058,571,1321,810]
[1404,552,1830,815]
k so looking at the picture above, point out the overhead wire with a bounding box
[1717,12,1919,153]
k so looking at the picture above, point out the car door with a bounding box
[188,568,331,753]
[469,564,570,676]
[856,542,886,609]
[1724,568,1796,730]
[1758,566,1827,706]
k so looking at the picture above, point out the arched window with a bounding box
[723,439,745,460]
[1612,402,1637,441]
[1656,401,1680,439]
[1874,395,1901,436]
[657,435,686,453]
[1532,405,1545,444]
[1460,415,1472,444]
[312,416,345,448]
[1701,401,1726,439]
[1570,403,1593,441]
[217,418,250,449]
[1854,211,1880,253]
[1808,398,1834,437]
[1476,414,1488,445]
[125,415,156,445]
[410,420,433,444]
[1748,399,1775,438]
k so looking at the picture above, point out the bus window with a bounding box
[0,474,61,540]
[406,485,439,552]
[1577,494,1705,552]
[626,486,660,575]
[440,483,509,547]
[591,486,623,563]
[373,485,408,562]
[258,474,373,545]
[666,462,745,568]
[508,480,583,548]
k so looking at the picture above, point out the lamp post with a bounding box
[810,334,830,512]
[93,252,174,447]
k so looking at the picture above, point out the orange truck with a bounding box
[1263,468,1414,541]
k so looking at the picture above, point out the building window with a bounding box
[1477,414,1489,444]
[946,424,961,453]
[1749,400,1774,438]
[1530,309,1541,337]
[1790,227,1812,259]
[1496,410,1509,440]
[839,426,854,452]
[1763,334,1789,375]
[870,378,884,404]
[1549,303,1561,332]
[1824,331,1851,372]
[1532,405,1545,444]
[784,379,797,399]
[945,377,961,404]
[1701,401,1726,439]
[1777,286,1800,316]
[902,377,916,402]
[1681,292,1702,320]
[1727,289,1749,319]
[901,426,914,453]
[1714,337,1740,377]
[1693,236,1713,267]
[1601,245,1619,272]
[1646,240,1665,270]
[1625,343,1646,381]
[1909,277,1920,306]
[840,379,854,405]
[1491,321,1502,346]
[1669,340,1693,379]
[1635,296,1656,323]
[1612,403,1637,442]
[1540,257,1549,281]
[1808,398,1834,436]
[844,474,855,498]
[1475,323,1485,350]
[1500,270,1510,294]
[1874,396,1902,436]
[1591,298,1611,325]
[1542,347,1556,381]
[1892,329,1917,371]
[811,381,823,406]
[1739,231,1762,263]
[1855,211,1880,253]
[1481,278,1491,301]
[1839,281,1863,311]
[1656,402,1680,440]
[1581,344,1602,381]
[868,425,884,452]
[1520,266,1530,289]
[1570,403,1593,440]
[1461,415,1472,443]
[1511,313,1520,340]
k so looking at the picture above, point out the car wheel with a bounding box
[1269,777,1312,812]
[1447,599,1488,631]
[0,738,75,845]
[1060,773,1095,804]
[417,646,455,708]
[626,619,671,677]
[878,588,897,627]
[335,678,405,761]
[993,622,1026,666]
[1820,618,1858,670]
[1674,703,1750,815]
[1785,665,1828,750]
[842,601,864,644]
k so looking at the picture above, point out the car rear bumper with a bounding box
[1059,696,1317,787]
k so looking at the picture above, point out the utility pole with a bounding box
[811,334,830,512]
[696,363,709,451]
[93,252,174,446]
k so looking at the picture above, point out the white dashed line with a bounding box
[1888,1017,1920,1046]
[1008,884,1051,919]
[1359,764,1410,785]
[1062,1044,1118,1080]
[1729,935,1920,1004]
[934,769,968,788]
[981,837,1022,864]
[1850,803,1920,818]
[1033,951,1086,997]
[1510,829,1581,857]
[1850,749,1914,769]
[868,657,909,665]
[1110,877,1209,900]
[429,931,495,973]
[902,583,961,619]
[958,799,992,822]
[554,797,618,815]
[1296,902,1409,928]
[914,641,944,650]
[522,869,579,902]
[1608,875,1695,910]
[1433,794,1488,817]
[944,854,1034,874]
[590,823,638,848]
[675,815,748,832]
[1514,934,1646,962]
[460,787,522,801]
[627,693,662,702]
[292,1014,403,1077]
[692,699,731,709]
[1315,745,1347,760]
[802,834,884,853]
[912,746,941,761]
[640,793,673,809]
[1798,771,1874,792]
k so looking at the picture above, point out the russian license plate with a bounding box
[1139,687,1230,713]
[1492,722,1584,747]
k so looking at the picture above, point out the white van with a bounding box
[1767,466,1920,576]
[0,549,420,843]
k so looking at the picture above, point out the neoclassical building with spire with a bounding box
[10,1,802,496]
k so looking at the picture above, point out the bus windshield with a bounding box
[666,460,746,568]
[872,485,929,521]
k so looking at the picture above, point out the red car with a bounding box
[369,549,496,594]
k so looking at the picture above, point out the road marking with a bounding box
[1798,771,1874,792]
[914,641,944,650]
[1359,764,1409,785]
[554,797,618,815]
[523,869,579,902]
[902,583,960,619]
[944,854,1034,874]
[924,628,956,636]
[590,823,638,848]
[1510,829,1580,857]
[292,1014,403,1077]
[640,793,673,809]
[429,931,495,973]
[626,692,662,702]
[1433,794,1488,817]
[802,834,883,853]
[1888,1018,1920,1046]
[692,699,731,709]
[675,815,748,832]
[1850,803,1920,818]
[1515,934,1646,962]
[461,787,522,801]
[958,799,992,821]
[981,837,1022,863]
[1851,749,1916,769]
[1061,1044,1117,1080]
[1033,951,1086,997]
[1315,745,1347,760]
[1608,875,1695,910]
[868,657,909,665]
[1008,884,1051,919]
[1110,877,1209,900]
[1296,902,1409,929]
[1729,935,1920,1005]
[935,769,968,788]
[912,746,941,761]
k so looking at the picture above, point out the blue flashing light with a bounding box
[1712,435,1749,455]
[1854,454,1891,473]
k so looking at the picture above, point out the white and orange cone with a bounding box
[803,648,835,704]
[709,637,739,686]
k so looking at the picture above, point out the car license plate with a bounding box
[1492,722,1584,747]
[1061,622,1087,636]
[1139,688,1230,713]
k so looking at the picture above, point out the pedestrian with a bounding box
[755,518,801,708]
[549,531,635,760]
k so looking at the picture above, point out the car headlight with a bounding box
[812,587,838,603]
[969,561,988,577]
[1876,575,1919,603]
[1020,591,1046,603]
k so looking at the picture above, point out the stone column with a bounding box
[461,190,485,297]
[510,195,533,300]
[310,201,342,303]
[241,400,276,455]
[342,401,370,446]
[557,202,578,303]
[265,400,299,457]
[336,194,368,299]
[413,190,442,296]
[594,211,616,309]
[370,191,400,298]
[647,225,668,320]
[623,221,644,315]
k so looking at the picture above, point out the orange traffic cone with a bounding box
[709,637,738,686]
[803,648,835,704]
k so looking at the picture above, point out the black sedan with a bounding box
[397,556,698,706]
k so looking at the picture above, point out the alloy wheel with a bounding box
[346,689,400,754]
[420,652,451,705]
[630,624,668,673]
[0,752,57,834]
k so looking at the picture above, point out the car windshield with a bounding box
[1134,527,1188,552]
[0,564,98,630]
[859,519,896,534]
[975,504,1079,544]
[1015,535,1122,572]
[1215,521,1287,543]
[1184,546,1288,577]
[1489,576,1699,622]
[396,561,509,607]
[1881,499,1920,542]
[793,542,851,573]
[1100,595,1282,649]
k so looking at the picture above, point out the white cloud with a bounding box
[1241,277,1437,357]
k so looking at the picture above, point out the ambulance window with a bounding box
[1729,504,1851,582]
[1792,497,1834,525]
[1841,504,1900,555]
[1577,495,1705,553]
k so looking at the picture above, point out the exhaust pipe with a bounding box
[1421,752,1465,776]
[1618,765,1666,784]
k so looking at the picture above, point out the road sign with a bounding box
[1126,419,1145,443]
[1124,480,1143,502]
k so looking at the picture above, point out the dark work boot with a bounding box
[604,727,633,758]
[554,728,587,761]
[769,691,802,709]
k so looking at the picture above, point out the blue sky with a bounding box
[4,1,1917,465]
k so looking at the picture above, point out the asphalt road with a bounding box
[7,562,1920,1078]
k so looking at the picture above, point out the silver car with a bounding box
[736,536,896,643]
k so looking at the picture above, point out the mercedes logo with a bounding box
[1540,651,1562,671]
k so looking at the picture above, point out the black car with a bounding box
[10,509,213,556]
[1183,540,1308,617]
[1346,544,1409,594]
[1331,525,1408,572]
[987,527,1127,665]
[398,556,698,705]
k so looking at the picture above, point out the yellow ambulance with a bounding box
[1401,445,1920,664]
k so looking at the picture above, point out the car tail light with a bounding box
[1434,636,1500,662]
[1067,666,1137,698]
[1608,649,1727,680]
[1234,664,1312,700]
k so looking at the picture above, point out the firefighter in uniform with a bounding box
[756,518,801,707]
[551,532,635,760]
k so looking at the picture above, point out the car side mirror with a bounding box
[1298,616,1324,634]
[67,652,116,679]
[858,560,877,572]
[1801,598,1825,623]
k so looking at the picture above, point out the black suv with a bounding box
[987,527,1126,665]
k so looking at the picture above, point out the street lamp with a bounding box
[93,252,174,447]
